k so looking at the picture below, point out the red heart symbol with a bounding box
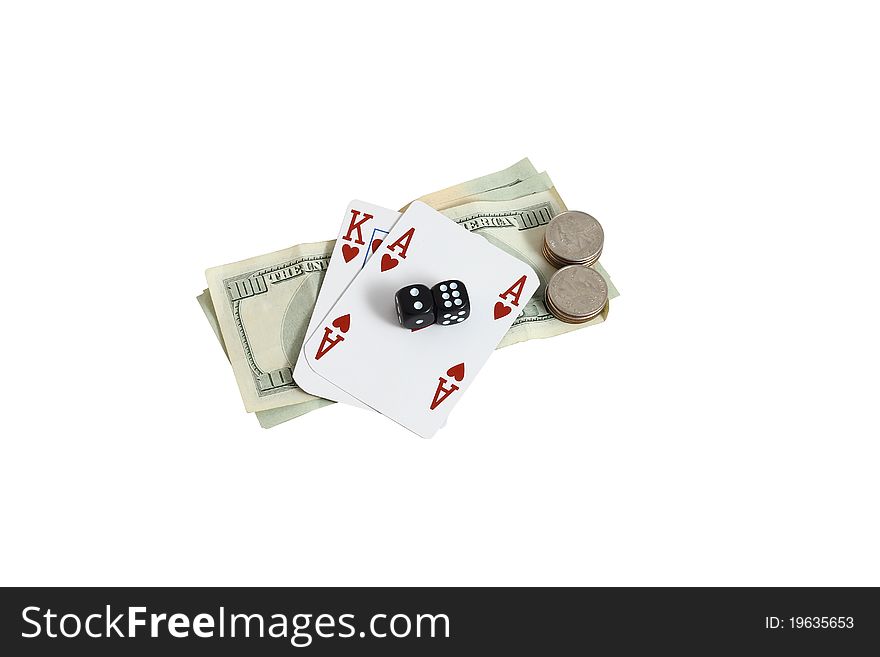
[332,314,350,334]
[493,301,511,320]
[371,238,382,253]
[446,362,465,382]
[341,243,359,263]
[380,254,399,272]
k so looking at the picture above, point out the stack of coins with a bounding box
[544,265,608,324]
[542,211,604,268]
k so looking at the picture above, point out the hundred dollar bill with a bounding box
[205,161,540,414]
[205,241,335,413]
[196,289,334,426]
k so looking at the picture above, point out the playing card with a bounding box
[292,200,400,406]
[302,201,539,438]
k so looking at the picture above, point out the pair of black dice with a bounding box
[395,280,470,329]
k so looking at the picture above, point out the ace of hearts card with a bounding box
[302,201,539,438]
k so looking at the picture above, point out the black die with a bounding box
[432,280,470,326]
[395,284,436,329]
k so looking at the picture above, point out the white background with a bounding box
[1,2,878,586]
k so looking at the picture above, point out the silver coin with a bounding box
[541,241,570,269]
[545,287,607,324]
[544,211,604,267]
[546,265,608,321]
[544,290,586,323]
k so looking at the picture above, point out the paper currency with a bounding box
[197,289,335,426]
[205,241,334,413]
[199,159,618,425]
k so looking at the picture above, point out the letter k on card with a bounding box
[340,208,373,262]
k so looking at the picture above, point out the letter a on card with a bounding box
[314,314,350,361]
[381,227,416,272]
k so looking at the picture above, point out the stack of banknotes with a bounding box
[197,159,619,428]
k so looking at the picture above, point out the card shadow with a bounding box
[366,282,405,330]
